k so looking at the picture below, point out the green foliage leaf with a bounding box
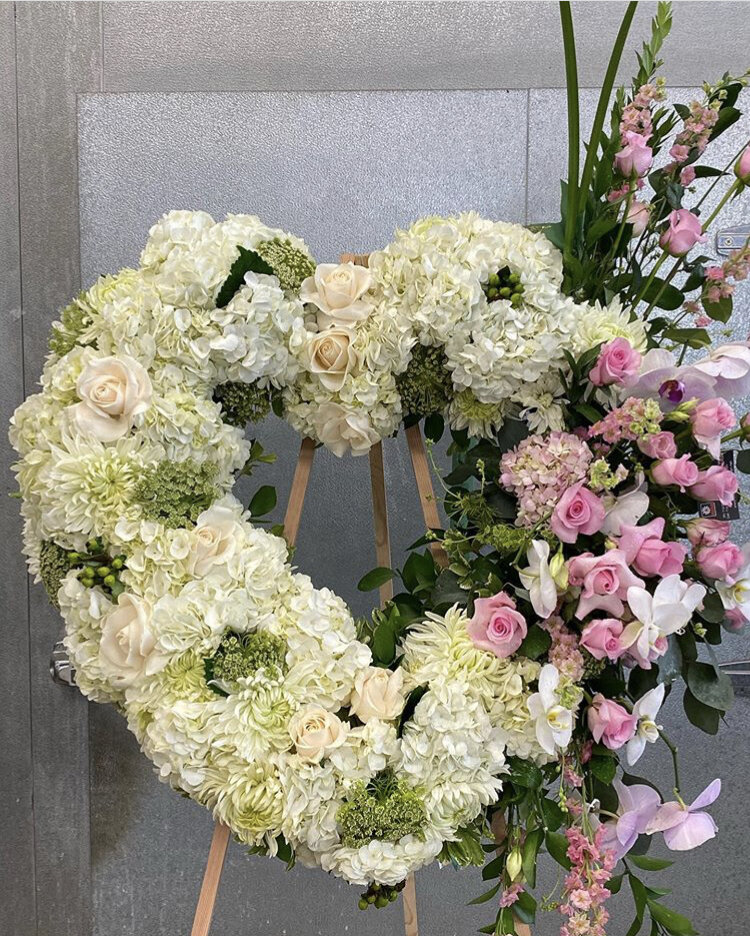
[540,796,565,832]
[686,661,733,711]
[703,295,733,323]
[468,882,501,905]
[709,105,740,142]
[430,568,466,609]
[545,830,572,869]
[216,246,274,307]
[589,754,617,784]
[693,165,725,178]
[514,890,537,925]
[662,326,711,349]
[424,412,445,443]
[249,484,277,517]
[517,625,552,661]
[630,855,673,871]
[521,827,544,889]
[648,900,698,935]
[683,687,721,734]
[736,449,750,474]
[641,278,684,311]
[372,617,397,665]
[507,756,543,789]
[357,567,395,592]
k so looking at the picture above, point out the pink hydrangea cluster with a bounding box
[702,243,750,306]
[559,827,616,936]
[500,432,593,527]
[589,397,662,444]
[665,98,720,178]
[545,616,585,682]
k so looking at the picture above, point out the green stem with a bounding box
[658,728,681,796]
[694,137,750,211]
[578,2,638,212]
[560,2,580,259]
[629,251,669,312]
[641,256,683,320]
[700,178,742,233]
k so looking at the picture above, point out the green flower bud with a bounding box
[97,566,111,578]
[103,574,116,588]
[358,898,369,911]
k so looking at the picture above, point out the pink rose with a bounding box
[685,518,730,548]
[696,542,744,581]
[467,592,528,658]
[627,199,651,236]
[614,131,653,178]
[637,431,677,460]
[589,338,642,387]
[659,209,706,257]
[580,618,626,661]
[735,145,750,185]
[567,550,645,618]
[550,483,606,544]
[587,695,637,750]
[618,518,686,578]
[651,455,699,491]
[690,465,739,506]
[690,398,736,459]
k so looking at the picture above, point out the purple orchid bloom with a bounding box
[629,349,716,409]
[646,779,721,851]
[599,779,661,860]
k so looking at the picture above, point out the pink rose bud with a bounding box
[627,199,651,236]
[690,465,739,506]
[580,618,626,661]
[637,431,677,460]
[651,455,700,491]
[589,338,642,387]
[550,482,606,544]
[466,592,528,658]
[681,166,696,186]
[587,695,638,750]
[686,518,730,547]
[735,145,750,185]
[690,398,736,459]
[618,518,686,578]
[659,209,706,257]
[614,131,654,178]
[696,542,744,581]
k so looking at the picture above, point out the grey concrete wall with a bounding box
[2,4,750,936]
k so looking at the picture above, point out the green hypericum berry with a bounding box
[499,286,512,298]
[97,566,110,578]
[103,574,117,588]
[358,899,368,911]
[483,266,525,304]
[112,557,124,570]
[395,344,454,419]
[375,896,389,909]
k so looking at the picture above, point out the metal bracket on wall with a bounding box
[716,225,750,256]
[50,640,76,687]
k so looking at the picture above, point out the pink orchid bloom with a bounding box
[599,779,661,860]
[646,779,721,851]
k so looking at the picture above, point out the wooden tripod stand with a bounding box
[190,255,531,936]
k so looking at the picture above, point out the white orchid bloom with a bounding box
[622,575,706,664]
[625,684,665,766]
[601,472,649,536]
[716,543,750,620]
[518,540,560,619]
[527,664,575,756]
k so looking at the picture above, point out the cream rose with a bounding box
[98,593,157,688]
[313,402,380,457]
[188,505,241,576]
[288,705,348,762]
[350,666,405,723]
[305,326,359,391]
[70,354,152,442]
[299,262,373,328]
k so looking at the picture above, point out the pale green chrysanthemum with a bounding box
[447,389,507,439]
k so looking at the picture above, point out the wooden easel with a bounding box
[190,255,530,936]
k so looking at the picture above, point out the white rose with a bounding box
[299,262,373,328]
[305,326,359,391]
[313,402,380,457]
[288,705,348,763]
[350,666,405,723]
[188,505,240,576]
[70,354,152,442]
[99,593,157,688]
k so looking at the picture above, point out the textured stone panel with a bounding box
[101,2,750,93]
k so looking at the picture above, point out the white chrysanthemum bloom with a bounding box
[209,672,298,762]
[570,295,648,356]
[205,755,285,847]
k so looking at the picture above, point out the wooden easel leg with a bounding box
[404,424,448,570]
[368,441,418,936]
[190,438,317,936]
[190,822,231,936]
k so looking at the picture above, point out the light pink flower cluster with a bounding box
[619,82,664,142]
[665,98,720,177]
[545,616,585,682]
[589,397,662,444]
[499,883,524,909]
[500,432,593,527]
[702,243,750,306]
[559,827,615,936]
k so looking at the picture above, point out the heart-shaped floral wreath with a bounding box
[11,3,750,931]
